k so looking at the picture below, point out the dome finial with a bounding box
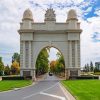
[67,9,78,21]
[22,8,33,21]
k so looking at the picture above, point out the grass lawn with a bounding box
[0,80,32,92]
[61,80,100,100]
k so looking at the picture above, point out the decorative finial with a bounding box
[22,8,33,21]
[44,7,56,21]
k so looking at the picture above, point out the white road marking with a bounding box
[23,93,39,99]
[40,92,66,100]
[23,82,68,100]
[42,82,59,92]
[22,82,59,99]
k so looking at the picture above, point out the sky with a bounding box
[0,0,100,67]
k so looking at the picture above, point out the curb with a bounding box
[59,83,76,100]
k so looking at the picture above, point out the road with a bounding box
[0,74,67,100]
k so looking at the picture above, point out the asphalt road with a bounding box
[0,74,67,100]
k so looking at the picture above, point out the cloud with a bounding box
[0,0,100,67]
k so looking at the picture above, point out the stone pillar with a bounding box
[20,41,26,76]
[29,41,31,68]
[65,69,70,79]
[69,41,72,67]
[75,41,78,68]
[20,41,23,69]
[23,41,25,68]
[32,69,36,81]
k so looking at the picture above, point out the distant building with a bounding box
[95,62,100,70]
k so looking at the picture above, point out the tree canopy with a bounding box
[0,57,4,75]
[12,53,20,63]
[36,48,49,76]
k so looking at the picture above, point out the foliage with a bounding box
[4,65,10,75]
[90,61,94,72]
[83,61,94,72]
[36,48,49,76]
[50,52,65,74]
[12,53,20,63]
[0,57,4,76]
[50,60,57,72]
[2,76,24,80]
[11,60,20,75]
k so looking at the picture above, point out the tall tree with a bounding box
[4,65,10,75]
[11,60,20,75]
[56,52,65,73]
[84,63,90,72]
[12,53,20,63]
[50,52,65,74]
[90,61,94,72]
[50,60,57,72]
[0,57,4,76]
[36,48,49,76]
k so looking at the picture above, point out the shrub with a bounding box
[69,75,99,80]
[2,76,24,80]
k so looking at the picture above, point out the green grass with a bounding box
[61,80,100,100]
[0,80,32,92]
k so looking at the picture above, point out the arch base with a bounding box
[65,68,80,79]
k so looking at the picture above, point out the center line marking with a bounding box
[22,82,59,99]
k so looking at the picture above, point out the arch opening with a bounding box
[35,46,65,79]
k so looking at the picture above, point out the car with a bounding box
[49,72,53,76]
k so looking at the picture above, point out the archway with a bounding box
[18,8,82,80]
[35,46,66,80]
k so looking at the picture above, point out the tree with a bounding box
[56,52,65,73]
[36,48,49,76]
[50,60,57,72]
[4,65,10,75]
[49,52,65,75]
[90,61,94,72]
[83,63,90,72]
[11,60,20,75]
[0,57,4,76]
[12,53,20,63]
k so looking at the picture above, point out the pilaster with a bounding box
[29,41,31,68]
[75,41,78,67]
[23,41,25,68]
[69,41,72,68]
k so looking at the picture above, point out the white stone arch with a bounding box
[18,8,82,80]
[33,43,67,70]
[34,45,66,68]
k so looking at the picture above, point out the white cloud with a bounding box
[81,16,100,67]
[0,0,100,67]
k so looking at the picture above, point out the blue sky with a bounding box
[0,0,100,67]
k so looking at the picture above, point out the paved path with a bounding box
[0,74,67,100]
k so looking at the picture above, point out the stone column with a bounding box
[69,41,72,68]
[32,69,36,81]
[20,41,23,68]
[23,41,25,68]
[29,41,31,68]
[75,41,78,68]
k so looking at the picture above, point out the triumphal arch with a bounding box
[18,8,82,80]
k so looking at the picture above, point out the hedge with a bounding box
[69,76,99,80]
[2,76,32,80]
